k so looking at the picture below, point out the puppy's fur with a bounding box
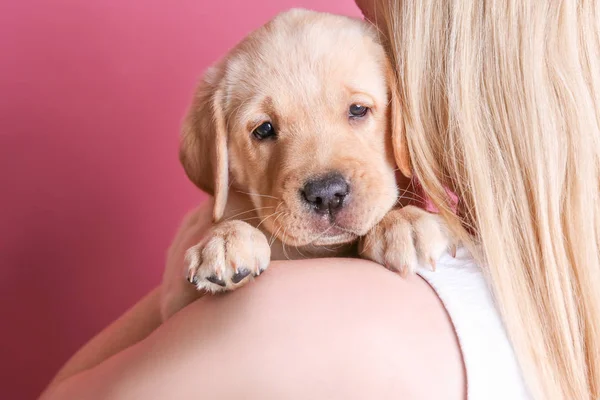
[161,9,451,320]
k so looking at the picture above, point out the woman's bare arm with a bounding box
[40,258,465,400]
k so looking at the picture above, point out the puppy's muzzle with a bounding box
[301,172,349,217]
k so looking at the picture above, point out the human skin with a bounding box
[40,200,465,400]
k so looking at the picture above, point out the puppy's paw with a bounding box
[359,205,454,276]
[186,220,271,293]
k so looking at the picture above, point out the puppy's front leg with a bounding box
[186,220,271,292]
[359,206,454,276]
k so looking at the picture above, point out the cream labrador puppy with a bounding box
[161,9,452,320]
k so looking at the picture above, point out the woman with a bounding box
[356,0,600,399]
[40,1,600,399]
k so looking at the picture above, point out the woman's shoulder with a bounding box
[132,258,467,399]
[42,257,466,400]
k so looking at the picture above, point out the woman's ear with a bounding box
[179,67,229,222]
[386,62,412,178]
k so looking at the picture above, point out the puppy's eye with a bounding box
[349,104,369,118]
[252,122,276,140]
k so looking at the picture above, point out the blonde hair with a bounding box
[373,0,600,398]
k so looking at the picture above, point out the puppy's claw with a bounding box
[400,265,410,278]
[187,270,198,285]
[428,257,436,271]
[206,275,227,287]
[185,220,271,292]
[449,244,457,258]
[232,268,251,284]
[360,206,451,279]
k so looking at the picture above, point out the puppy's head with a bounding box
[181,9,410,247]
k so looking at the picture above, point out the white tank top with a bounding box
[417,248,531,400]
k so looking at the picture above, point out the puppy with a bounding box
[161,9,452,320]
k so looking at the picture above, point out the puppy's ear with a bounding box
[180,67,229,222]
[386,62,412,178]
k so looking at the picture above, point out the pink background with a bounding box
[0,0,360,398]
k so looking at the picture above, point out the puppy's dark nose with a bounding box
[302,173,349,215]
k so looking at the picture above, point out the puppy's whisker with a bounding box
[256,210,282,230]
[237,216,264,222]
[235,190,280,200]
[295,242,307,258]
[269,211,285,230]
[225,206,276,221]
[268,212,286,247]
[281,225,291,260]
[269,225,283,248]
[273,201,285,214]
